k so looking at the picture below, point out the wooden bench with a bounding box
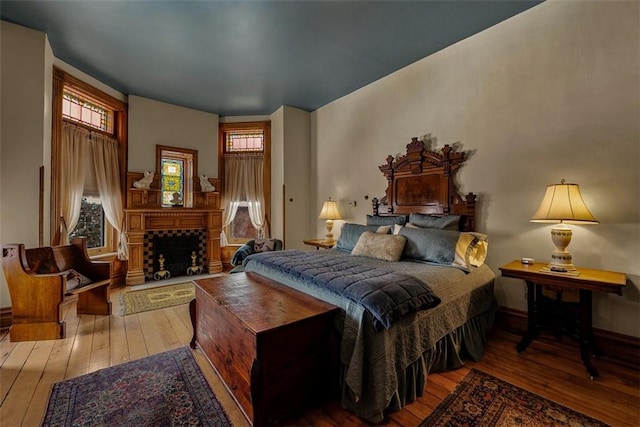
[191,272,339,425]
[2,237,113,342]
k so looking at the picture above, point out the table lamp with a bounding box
[530,179,598,271]
[318,197,342,240]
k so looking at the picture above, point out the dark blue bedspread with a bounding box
[244,250,441,330]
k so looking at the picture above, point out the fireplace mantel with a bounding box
[124,208,223,285]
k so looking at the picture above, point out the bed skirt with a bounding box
[342,297,497,422]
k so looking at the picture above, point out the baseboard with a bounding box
[0,306,12,330]
[495,306,640,369]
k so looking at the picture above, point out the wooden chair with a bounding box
[2,237,113,342]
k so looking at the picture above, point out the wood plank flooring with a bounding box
[1,285,638,426]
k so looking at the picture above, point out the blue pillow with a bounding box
[409,213,461,231]
[366,215,407,227]
[398,226,460,264]
[336,223,388,252]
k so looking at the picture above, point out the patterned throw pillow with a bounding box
[254,238,276,253]
[64,269,93,291]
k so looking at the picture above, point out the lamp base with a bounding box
[549,251,576,271]
[325,219,334,240]
[548,224,576,271]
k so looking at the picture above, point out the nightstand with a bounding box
[499,260,626,379]
[303,239,336,250]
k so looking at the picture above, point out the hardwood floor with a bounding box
[1,286,638,426]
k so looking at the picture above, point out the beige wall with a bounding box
[128,96,219,178]
[311,1,639,337]
[0,22,52,306]
[270,106,311,249]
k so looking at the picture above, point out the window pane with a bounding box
[161,159,184,205]
[62,90,113,134]
[230,206,257,239]
[62,98,71,116]
[226,130,264,152]
[69,195,105,248]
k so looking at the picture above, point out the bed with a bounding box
[243,137,496,422]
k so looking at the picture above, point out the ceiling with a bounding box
[1,1,541,117]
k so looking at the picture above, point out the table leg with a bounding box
[579,289,599,379]
[189,297,197,349]
[517,280,540,352]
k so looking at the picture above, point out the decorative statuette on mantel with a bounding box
[199,175,215,192]
[133,171,154,189]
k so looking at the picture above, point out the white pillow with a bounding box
[351,231,407,262]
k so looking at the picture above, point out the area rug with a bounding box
[122,282,196,315]
[42,346,232,427]
[421,369,608,426]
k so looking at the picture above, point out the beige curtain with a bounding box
[91,132,128,260]
[221,153,268,245]
[59,123,89,244]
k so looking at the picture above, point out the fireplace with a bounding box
[146,231,205,281]
[124,208,223,285]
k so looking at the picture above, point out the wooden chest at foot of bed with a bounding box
[192,272,339,426]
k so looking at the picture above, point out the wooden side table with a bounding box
[303,238,336,250]
[499,260,626,379]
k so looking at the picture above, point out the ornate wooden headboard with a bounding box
[372,137,477,231]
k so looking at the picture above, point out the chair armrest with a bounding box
[231,244,254,266]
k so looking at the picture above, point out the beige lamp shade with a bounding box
[530,180,598,270]
[531,180,598,224]
[318,198,341,240]
[318,198,342,221]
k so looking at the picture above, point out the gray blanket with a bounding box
[244,250,441,330]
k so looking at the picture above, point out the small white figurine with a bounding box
[133,171,154,189]
[199,175,215,192]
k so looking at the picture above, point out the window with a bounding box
[69,195,112,250]
[225,129,264,152]
[51,67,127,256]
[62,88,114,134]
[161,159,184,205]
[61,87,117,254]
[219,121,271,244]
[230,203,258,240]
[157,146,197,207]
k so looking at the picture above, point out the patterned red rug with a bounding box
[42,346,232,427]
[421,369,609,426]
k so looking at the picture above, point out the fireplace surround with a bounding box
[124,208,222,285]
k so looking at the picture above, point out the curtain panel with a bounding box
[59,123,89,244]
[221,152,269,246]
[58,122,126,258]
[91,132,128,260]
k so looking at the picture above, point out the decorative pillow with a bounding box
[351,232,407,262]
[336,223,390,252]
[25,247,60,274]
[399,227,459,264]
[409,213,461,231]
[254,238,276,253]
[453,232,488,270]
[64,269,93,291]
[398,227,489,270]
[366,214,407,227]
